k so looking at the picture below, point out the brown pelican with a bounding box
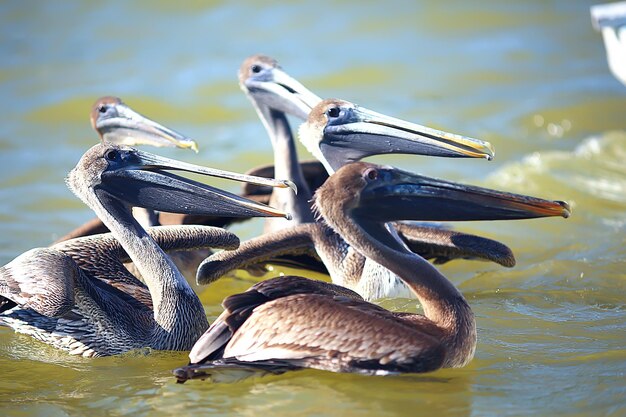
[196,97,510,298]
[235,56,512,274]
[197,164,569,300]
[59,64,505,276]
[0,143,292,356]
[299,98,494,174]
[239,55,322,231]
[174,162,570,381]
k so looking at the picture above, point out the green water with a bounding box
[1,1,625,416]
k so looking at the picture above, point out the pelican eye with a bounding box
[105,149,119,161]
[364,168,378,181]
[98,104,108,113]
[327,107,340,118]
[251,64,262,74]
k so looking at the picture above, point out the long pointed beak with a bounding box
[96,104,199,152]
[321,106,495,173]
[244,68,322,120]
[125,149,296,193]
[356,168,570,223]
[99,149,293,219]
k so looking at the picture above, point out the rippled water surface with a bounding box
[1,1,625,416]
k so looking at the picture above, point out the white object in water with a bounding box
[591,1,626,86]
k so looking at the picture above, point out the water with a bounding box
[1,1,625,416]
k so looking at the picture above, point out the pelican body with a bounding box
[175,162,569,380]
[0,144,291,356]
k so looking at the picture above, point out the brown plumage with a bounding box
[1,144,290,356]
[197,221,516,299]
[0,225,239,356]
[174,162,569,381]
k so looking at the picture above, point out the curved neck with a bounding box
[253,102,314,226]
[329,213,476,366]
[80,187,208,344]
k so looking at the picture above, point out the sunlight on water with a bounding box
[1,1,625,416]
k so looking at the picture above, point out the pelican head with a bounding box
[90,97,199,152]
[315,162,569,250]
[239,55,322,121]
[300,99,496,174]
[68,143,294,220]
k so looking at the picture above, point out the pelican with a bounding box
[235,56,512,272]
[298,98,493,174]
[198,165,569,300]
[59,62,504,274]
[0,143,292,356]
[174,162,569,381]
[197,97,509,299]
[239,54,322,231]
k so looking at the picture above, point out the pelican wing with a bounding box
[222,292,445,374]
[393,222,516,267]
[55,226,238,271]
[188,276,362,364]
[197,224,324,285]
[53,225,240,308]
[185,276,444,377]
[0,248,77,317]
[54,213,251,244]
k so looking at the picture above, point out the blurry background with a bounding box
[0,1,625,416]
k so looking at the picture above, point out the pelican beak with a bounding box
[244,67,322,120]
[98,147,294,219]
[319,106,495,173]
[96,103,199,152]
[356,167,570,223]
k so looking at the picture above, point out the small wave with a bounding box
[488,131,626,205]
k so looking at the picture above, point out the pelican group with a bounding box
[222,56,522,300]
[0,54,570,382]
[196,56,509,299]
